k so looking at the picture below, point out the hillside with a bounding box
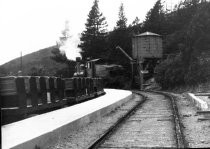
[0,46,68,77]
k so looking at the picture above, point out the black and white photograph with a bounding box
[1,0,210,148]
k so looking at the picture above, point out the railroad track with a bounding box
[88,90,188,148]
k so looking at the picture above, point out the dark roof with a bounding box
[134,31,161,37]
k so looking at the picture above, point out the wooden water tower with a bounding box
[132,31,163,61]
[132,32,163,88]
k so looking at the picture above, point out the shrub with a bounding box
[155,55,185,89]
[155,55,210,89]
[184,59,210,85]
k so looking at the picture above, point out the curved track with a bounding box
[88,91,188,148]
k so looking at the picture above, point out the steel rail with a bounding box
[88,90,188,148]
[143,90,188,148]
[88,92,148,149]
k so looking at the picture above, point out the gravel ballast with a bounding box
[48,92,210,148]
[175,93,210,148]
[48,94,143,149]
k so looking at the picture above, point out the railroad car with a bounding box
[0,59,105,125]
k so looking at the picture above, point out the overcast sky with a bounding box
[0,0,180,65]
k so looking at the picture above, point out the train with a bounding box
[0,58,105,125]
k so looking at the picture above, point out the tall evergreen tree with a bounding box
[143,0,166,34]
[132,17,140,26]
[78,0,108,60]
[107,2,131,68]
[116,3,127,29]
[130,17,142,35]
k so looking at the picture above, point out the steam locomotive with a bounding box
[0,58,105,125]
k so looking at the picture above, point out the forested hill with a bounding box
[0,46,67,77]
[77,0,210,89]
[153,1,210,89]
[1,0,210,89]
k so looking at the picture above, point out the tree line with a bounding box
[52,0,210,89]
[154,0,210,89]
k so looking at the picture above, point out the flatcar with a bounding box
[0,59,105,125]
